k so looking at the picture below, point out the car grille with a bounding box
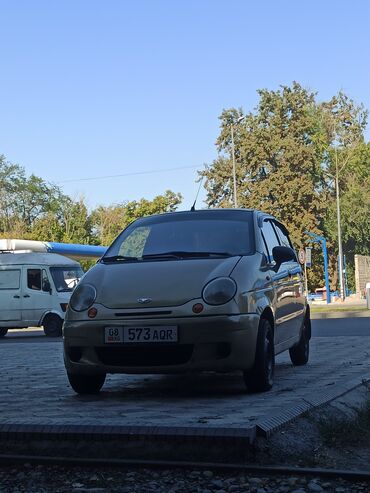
[114,311,172,317]
[95,344,193,367]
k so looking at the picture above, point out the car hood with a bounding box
[85,256,241,309]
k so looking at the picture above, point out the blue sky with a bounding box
[1,0,369,211]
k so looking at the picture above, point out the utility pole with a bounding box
[335,149,345,301]
[230,124,238,208]
[230,115,245,209]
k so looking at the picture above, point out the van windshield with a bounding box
[102,211,255,261]
[50,267,84,292]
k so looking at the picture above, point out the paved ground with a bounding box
[1,333,369,430]
[312,316,370,336]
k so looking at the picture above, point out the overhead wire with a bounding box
[56,165,200,184]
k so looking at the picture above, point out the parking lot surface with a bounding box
[1,335,369,430]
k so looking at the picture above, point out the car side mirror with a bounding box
[43,280,52,294]
[272,246,296,267]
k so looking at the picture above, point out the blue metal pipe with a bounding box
[46,242,108,259]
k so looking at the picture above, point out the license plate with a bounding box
[104,326,178,344]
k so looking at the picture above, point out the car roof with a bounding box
[132,208,289,236]
[0,252,81,267]
[135,207,275,221]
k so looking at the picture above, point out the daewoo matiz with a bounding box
[63,209,311,394]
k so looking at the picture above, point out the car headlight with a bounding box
[202,277,237,305]
[69,284,97,312]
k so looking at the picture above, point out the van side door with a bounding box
[21,267,52,325]
[0,268,22,321]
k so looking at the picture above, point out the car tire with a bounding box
[289,316,310,366]
[0,328,8,338]
[43,314,63,337]
[67,372,106,395]
[243,318,274,392]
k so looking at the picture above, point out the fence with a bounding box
[355,254,370,298]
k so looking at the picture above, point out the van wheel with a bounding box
[43,314,63,337]
[0,328,8,338]
[67,372,106,395]
[243,318,274,392]
[289,317,310,366]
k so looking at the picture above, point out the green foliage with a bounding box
[0,155,182,260]
[90,190,182,246]
[202,84,327,244]
[1,81,368,292]
[324,142,370,290]
[318,400,370,447]
[201,82,370,291]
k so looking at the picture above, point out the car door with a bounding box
[0,268,22,321]
[261,219,289,345]
[21,267,52,325]
[273,221,305,338]
[260,219,291,347]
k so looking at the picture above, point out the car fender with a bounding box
[39,310,64,326]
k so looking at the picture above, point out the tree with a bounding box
[324,142,370,290]
[201,83,369,292]
[0,155,67,236]
[91,190,182,246]
[202,83,327,246]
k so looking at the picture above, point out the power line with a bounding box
[56,165,200,184]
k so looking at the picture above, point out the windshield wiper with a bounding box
[142,251,233,260]
[141,252,183,260]
[101,255,139,263]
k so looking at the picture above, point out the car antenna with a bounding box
[190,168,205,211]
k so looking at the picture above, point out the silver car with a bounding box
[63,209,310,394]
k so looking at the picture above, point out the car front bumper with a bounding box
[63,314,260,375]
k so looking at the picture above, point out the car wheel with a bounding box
[67,372,106,395]
[289,317,310,366]
[43,314,63,337]
[0,328,8,338]
[243,318,274,392]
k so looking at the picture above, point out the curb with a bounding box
[256,374,370,437]
[1,375,369,461]
[0,423,256,462]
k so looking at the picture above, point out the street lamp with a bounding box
[334,149,345,301]
[230,115,246,208]
[324,161,345,301]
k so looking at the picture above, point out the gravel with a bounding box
[0,464,369,493]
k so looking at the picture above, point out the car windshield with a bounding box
[102,211,254,261]
[50,267,84,292]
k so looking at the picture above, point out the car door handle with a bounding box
[13,295,20,298]
[23,294,30,298]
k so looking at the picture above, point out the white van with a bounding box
[0,252,84,337]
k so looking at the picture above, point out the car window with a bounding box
[274,222,292,248]
[261,220,280,262]
[141,220,251,256]
[50,267,84,292]
[42,269,51,292]
[0,269,21,289]
[119,226,151,257]
[27,269,41,290]
[106,212,255,259]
